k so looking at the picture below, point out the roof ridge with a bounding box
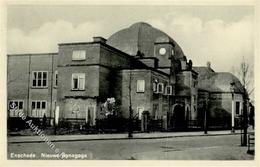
[137,23,141,52]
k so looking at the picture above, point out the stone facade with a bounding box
[7,22,247,130]
[194,64,246,128]
[7,53,58,123]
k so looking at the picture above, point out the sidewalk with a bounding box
[8,130,241,144]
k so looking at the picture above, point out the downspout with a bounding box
[50,54,54,126]
[27,54,31,116]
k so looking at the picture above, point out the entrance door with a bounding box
[173,105,185,129]
[86,106,96,126]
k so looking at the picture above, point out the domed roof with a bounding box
[211,72,244,92]
[198,72,245,93]
[107,22,184,59]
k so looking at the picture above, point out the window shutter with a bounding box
[79,74,85,90]
[72,73,85,90]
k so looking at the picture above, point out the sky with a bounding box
[7,5,254,73]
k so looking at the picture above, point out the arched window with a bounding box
[157,83,164,93]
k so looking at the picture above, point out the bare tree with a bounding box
[231,56,254,146]
[232,56,254,100]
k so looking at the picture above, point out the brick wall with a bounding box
[7,54,58,118]
[120,69,169,119]
[209,93,243,117]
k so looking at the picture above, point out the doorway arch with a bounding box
[169,103,185,129]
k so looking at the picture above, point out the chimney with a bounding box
[93,37,107,44]
[207,61,211,68]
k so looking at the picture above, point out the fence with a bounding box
[187,120,202,129]
[89,118,164,133]
[207,118,230,129]
[247,132,255,155]
[8,116,241,134]
[8,117,48,131]
[149,119,163,132]
[95,117,128,133]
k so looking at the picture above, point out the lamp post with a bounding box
[230,82,235,133]
[239,114,243,146]
[168,47,175,131]
[204,100,208,134]
[128,59,133,138]
[241,87,248,146]
[54,106,57,135]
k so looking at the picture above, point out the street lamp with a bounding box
[230,82,235,133]
[204,100,208,134]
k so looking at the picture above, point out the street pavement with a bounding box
[8,130,240,143]
[8,134,254,160]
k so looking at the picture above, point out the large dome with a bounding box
[107,22,184,59]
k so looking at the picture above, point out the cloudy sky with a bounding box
[7,5,254,73]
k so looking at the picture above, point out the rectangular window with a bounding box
[37,101,41,109]
[153,82,157,92]
[9,100,24,117]
[137,107,144,120]
[32,71,48,88]
[136,80,145,93]
[33,72,37,86]
[157,83,164,93]
[165,85,172,95]
[32,101,35,110]
[72,50,86,60]
[43,72,47,86]
[42,101,46,109]
[236,102,240,115]
[72,73,85,90]
[152,104,159,120]
[181,61,186,70]
[54,70,58,87]
[31,100,47,117]
[19,101,23,110]
[38,72,42,86]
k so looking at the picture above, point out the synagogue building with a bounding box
[7,22,247,131]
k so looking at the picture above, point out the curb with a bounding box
[8,132,240,144]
